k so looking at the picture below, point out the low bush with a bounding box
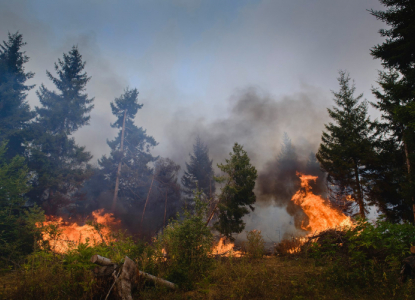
[305,220,415,295]
[155,192,213,289]
[244,230,265,259]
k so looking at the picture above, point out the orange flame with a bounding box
[212,237,242,257]
[287,173,354,253]
[292,173,353,233]
[38,209,120,253]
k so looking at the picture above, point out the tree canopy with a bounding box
[214,143,257,240]
[316,71,375,218]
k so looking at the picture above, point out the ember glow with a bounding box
[38,209,120,253]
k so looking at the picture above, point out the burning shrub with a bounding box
[155,191,213,288]
[274,236,306,256]
[244,230,265,259]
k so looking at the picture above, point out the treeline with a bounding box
[0,32,224,261]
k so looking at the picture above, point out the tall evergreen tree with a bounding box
[35,46,94,135]
[316,71,375,219]
[214,143,257,240]
[99,88,158,211]
[181,137,215,202]
[27,47,93,213]
[0,32,35,158]
[370,1,415,222]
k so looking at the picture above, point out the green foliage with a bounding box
[244,230,265,259]
[27,47,93,212]
[181,136,215,203]
[155,191,213,288]
[0,142,45,266]
[214,143,257,240]
[308,220,415,290]
[0,32,35,158]
[98,88,158,211]
[35,46,94,135]
[369,0,415,222]
[316,71,375,218]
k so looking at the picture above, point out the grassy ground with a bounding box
[1,255,414,299]
[138,256,413,300]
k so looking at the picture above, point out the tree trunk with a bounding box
[403,136,415,223]
[140,175,155,232]
[112,109,127,211]
[163,190,167,228]
[206,200,219,226]
[353,163,366,219]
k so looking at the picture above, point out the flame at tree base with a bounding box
[38,209,120,253]
[286,173,354,254]
[212,237,242,257]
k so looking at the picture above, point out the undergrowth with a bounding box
[2,216,415,299]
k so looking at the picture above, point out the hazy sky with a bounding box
[1,0,386,161]
[1,0,386,237]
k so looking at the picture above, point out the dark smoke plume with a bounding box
[162,86,331,239]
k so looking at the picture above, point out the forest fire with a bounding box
[293,173,353,232]
[38,209,120,253]
[287,173,354,253]
[212,237,242,257]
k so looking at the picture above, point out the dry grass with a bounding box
[138,256,413,300]
[2,256,414,300]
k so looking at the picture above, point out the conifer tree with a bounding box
[181,137,215,202]
[99,88,158,211]
[316,71,375,219]
[214,143,257,240]
[370,0,415,222]
[28,47,93,213]
[0,32,35,158]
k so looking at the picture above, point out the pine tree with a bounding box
[316,71,375,219]
[35,46,94,135]
[99,88,158,212]
[214,143,257,240]
[0,32,35,158]
[370,1,415,222]
[27,47,93,213]
[181,137,215,203]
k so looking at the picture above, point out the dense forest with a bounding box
[1,0,415,299]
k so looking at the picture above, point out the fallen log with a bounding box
[137,269,176,290]
[91,255,114,266]
[91,254,177,300]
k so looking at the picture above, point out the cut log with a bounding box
[138,270,177,290]
[91,254,114,266]
[116,257,137,300]
[94,265,118,277]
[90,254,178,299]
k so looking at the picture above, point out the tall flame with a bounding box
[38,209,120,253]
[292,173,353,233]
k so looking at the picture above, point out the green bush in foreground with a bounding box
[244,230,265,259]
[307,219,415,294]
[156,191,213,288]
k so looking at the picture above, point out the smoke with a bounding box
[159,85,331,240]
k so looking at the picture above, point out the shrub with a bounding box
[155,191,213,288]
[307,219,415,293]
[244,230,265,259]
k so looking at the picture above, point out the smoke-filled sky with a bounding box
[1,0,385,239]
